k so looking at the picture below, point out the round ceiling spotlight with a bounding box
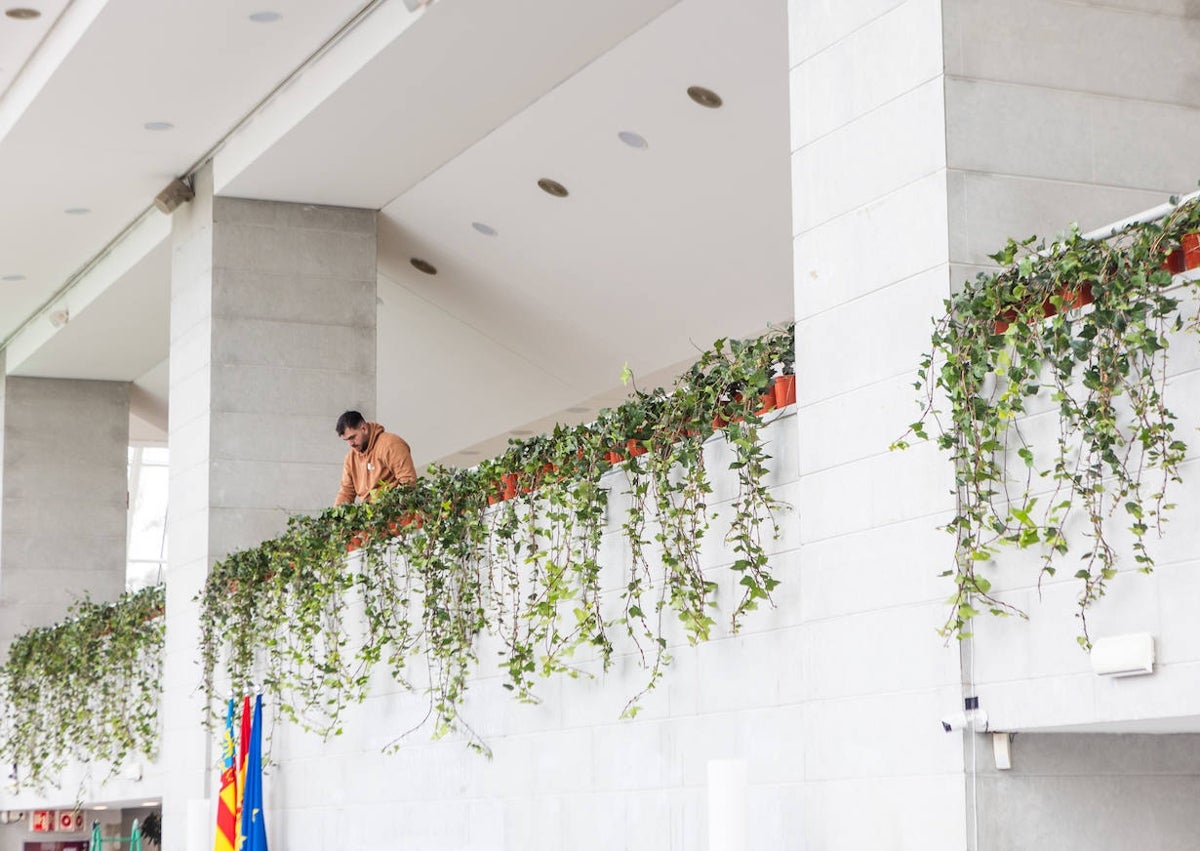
[64,207,91,215]
[143,121,174,131]
[471,221,498,236]
[618,131,648,150]
[248,11,282,22]
[4,8,41,19]
[410,258,437,275]
[687,85,723,109]
[2,274,26,282]
[537,178,569,198]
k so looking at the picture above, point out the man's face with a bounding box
[341,423,370,453]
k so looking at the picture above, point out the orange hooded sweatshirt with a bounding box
[335,422,417,505]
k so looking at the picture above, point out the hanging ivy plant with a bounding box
[200,325,794,748]
[0,584,165,791]
[896,197,1200,645]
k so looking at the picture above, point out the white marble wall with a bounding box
[255,413,804,851]
[944,0,1200,284]
[789,1,968,847]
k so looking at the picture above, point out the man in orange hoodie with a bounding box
[334,410,418,505]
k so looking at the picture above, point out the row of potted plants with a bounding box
[0,585,165,791]
[993,230,1200,333]
[898,195,1200,644]
[200,324,796,749]
[477,369,799,507]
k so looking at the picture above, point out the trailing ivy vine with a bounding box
[200,325,794,749]
[0,585,165,791]
[896,197,1200,644]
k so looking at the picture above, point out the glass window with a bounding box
[127,445,168,590]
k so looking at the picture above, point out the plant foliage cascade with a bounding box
[897,198,1200,643]
[0,585,166,790]
[199,325,795,750]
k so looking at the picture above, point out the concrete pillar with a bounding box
[944,0,1200,287]
[788,2,967,848]
[0,373,130,653]
[787,1,1200,848]
[161,164,376,851]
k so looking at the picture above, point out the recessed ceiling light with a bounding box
[64,207,91,215]
[2,274,25,282]
[4,8,41,20]
[618,131,648,150]
[140,802,158,807]
[471,221,497,236]
[143,121,174,131]
[537,178,569,198]
[410,258,437,275]
[92,805,108,811]
[248,11,281,22]
[687,85,723,109]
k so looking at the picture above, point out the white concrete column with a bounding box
[161,164,376,851]
[787,1,1200,848]
[788,1,968,848]
[0,373,130,653]
[943,0,1200,291]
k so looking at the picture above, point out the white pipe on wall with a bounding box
[707,759,748,851]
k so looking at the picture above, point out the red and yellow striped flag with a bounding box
[213,698,238,851]
[235,694,251,849]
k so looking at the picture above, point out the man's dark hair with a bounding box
[335,410,366,435]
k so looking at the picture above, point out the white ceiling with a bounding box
[0,0,376,344]
[0,0,70,101]
[0,0,795,464]
[373,0,794,463]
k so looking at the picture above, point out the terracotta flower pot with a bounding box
[605,449,624,465]
[755,391,776,416]
[774,374,796,408]
[1163,248,1187,275]
[1184,233,1200,270]
[995,281,1094,334]
[774,374,796,406]
[626,439,648,458]
[994,307,1018,334]
[502,473,519,500]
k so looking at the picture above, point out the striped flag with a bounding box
[213,699,238,851]
[236,693,251,845]
[240,693,269,851]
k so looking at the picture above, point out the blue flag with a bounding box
[240,693,269,851]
